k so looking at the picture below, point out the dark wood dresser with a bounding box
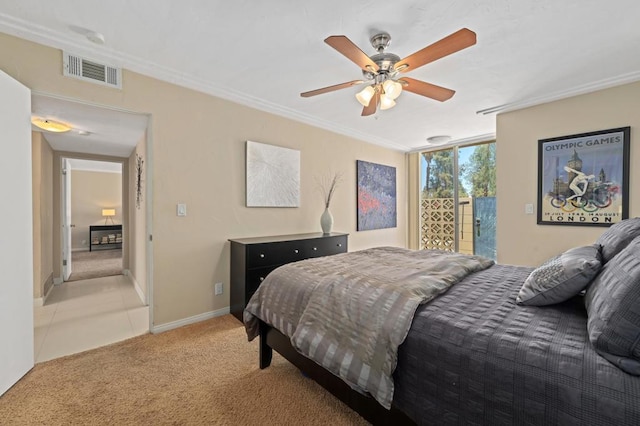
[229,232,348,322]
[89,224,123,252]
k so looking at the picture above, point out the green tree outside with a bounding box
[421,143,495,199]
[462,143,496,197]
[421,150,468,199]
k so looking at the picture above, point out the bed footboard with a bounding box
[258,320,414,425]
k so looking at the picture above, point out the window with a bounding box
[420,142,496,259]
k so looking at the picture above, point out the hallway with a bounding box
[34,275,148,363]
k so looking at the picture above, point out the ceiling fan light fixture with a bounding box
[382,79,402,100]
[303,28,476,116]
[31,117,72,133]
[379,93,396,110]
[356,85,376,107]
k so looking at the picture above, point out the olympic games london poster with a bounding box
[537,127,629,227]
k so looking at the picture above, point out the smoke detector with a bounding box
[426,135,452,145]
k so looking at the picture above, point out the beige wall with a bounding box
[31,132,53,300]
[406,152,420,250]
[497,81,640,266]
[0,33,406,326]
[70,169,122,250]
[128,134,147,298]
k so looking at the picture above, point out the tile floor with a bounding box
[34,274,149,363]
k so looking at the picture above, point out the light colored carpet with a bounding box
[68,249,123,281]
[0,315,368,425]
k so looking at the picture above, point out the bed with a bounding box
[244,219,640,425]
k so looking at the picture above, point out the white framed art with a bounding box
[246,141,300,207]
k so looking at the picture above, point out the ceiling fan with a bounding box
[301,28,476,116]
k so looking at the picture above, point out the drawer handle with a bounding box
[337,243,342,247]
[259,277,265,282]
[259,254,265,258]
[313,247,317,251]
[294,249,299,254]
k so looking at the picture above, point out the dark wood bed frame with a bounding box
[258,320,415,425]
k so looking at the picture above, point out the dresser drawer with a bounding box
[308,235,348,258]
[247,241,308,267]
[246,266,279,294]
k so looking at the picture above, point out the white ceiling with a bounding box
[2,1,640,153]
[32,94,148,157]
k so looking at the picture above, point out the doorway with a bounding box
[31,93,153,362]
[419,141,497,259]
[63,158,124,282]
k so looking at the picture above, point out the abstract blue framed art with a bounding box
[357,160,397,231]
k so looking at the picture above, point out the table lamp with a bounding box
[102,209,115,225]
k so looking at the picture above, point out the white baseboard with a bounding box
[150,307,230,334]
[123,269,146,305]
[33,281,55,307]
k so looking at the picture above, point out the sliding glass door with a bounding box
[420,142,496,259]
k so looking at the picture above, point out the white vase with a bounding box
[320,207,334,234]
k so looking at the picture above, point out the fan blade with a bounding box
[395,28,476,73]
[361,91,379,116]
[325,36,380,72]
[399,77,455,102]
[300,80,364,97]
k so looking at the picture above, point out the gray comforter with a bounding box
[394,263,640,425]
[244,246,494,408]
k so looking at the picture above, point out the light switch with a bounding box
[177,203,187,217]
[525,203,534,215]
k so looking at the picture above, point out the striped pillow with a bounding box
[595,217,640,263]
[584,235,640,374]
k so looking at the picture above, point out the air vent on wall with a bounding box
[63,52,122,89]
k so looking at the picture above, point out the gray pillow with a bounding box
[584,235,640,375]
[595,217,640,263]
[516,244,602,306]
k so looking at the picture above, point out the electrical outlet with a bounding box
[525,203,534,215]
[177,203,187,217]
[82,239,87,246]
[214,282,223,296]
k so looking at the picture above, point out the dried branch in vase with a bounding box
[317,172,343,208]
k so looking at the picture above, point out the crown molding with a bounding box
[0,13,409,152]
[476,71,640,116]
